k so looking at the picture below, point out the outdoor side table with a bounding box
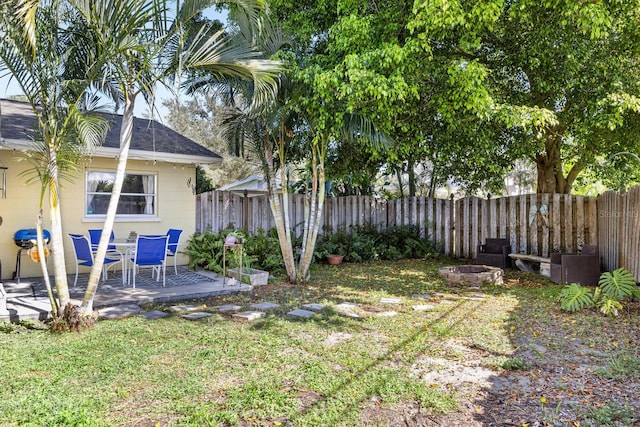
[223,243,243,286]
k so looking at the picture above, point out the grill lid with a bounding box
[14,228,51,247]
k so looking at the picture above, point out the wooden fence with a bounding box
[454,194,598,259]
[597,186,640,280]
[196,188,640,279]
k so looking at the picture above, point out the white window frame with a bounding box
[84,170,160,222]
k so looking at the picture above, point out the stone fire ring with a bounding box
[438,265,503,286]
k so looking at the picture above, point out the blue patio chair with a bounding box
[88,229,118,252]
[128,235,169,288]
[166,229,183,274]
[68,234,122,286]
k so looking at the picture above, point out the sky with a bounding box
[0,6,227,125]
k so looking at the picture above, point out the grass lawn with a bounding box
[1,259,638,426]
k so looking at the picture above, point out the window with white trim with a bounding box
[86,171,157,216]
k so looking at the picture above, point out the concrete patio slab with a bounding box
[2,267,253,323]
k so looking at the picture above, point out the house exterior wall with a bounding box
[0,151,196,280]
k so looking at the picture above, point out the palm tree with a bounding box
[72,0,281,314]
[214,70,386,282]
[0,0,109,317]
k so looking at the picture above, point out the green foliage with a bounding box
[559,283,595,312]
[578,400,637,427]
[195,165,214,194]
[314,224,439,264]
[183,231,226,273]
[595,295,624,318]
[596,355,640,380]
[501,357,529,371]
[184,228,286,275]
[598,268,640,300]
[559,268,638,316]
[242,228,287,275]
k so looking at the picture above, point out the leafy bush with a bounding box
[183,230,226,273]
[559,267,639,316]
[184,228,285,274]
[314,224,440,264]
[242,228,286,275]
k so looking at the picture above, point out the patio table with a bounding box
[111,239,136,285]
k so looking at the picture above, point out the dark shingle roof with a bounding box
[0,98,221,162]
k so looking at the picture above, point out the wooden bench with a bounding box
[508,253,551,277]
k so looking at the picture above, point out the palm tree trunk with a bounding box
[36,209,59,317]
[298,142,326,280]
[81,93,135,315]
[48,150,70,311]
[264,137,296,281]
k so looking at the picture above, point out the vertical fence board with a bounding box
[563,194,573,252]
[541,194,550,257]
[529,194,538,255]
[519,195,528,253]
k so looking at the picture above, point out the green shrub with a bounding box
[314,224,439,264]
[185,228,285,275]
[559,267,639,316]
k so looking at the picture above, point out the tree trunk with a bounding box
[47,149,70,311]
[264,136,297,282]
[407,161,416,197]
[81,93,135,315]
[535,132,575,194]
[298,142,326,281]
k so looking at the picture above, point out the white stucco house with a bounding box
[0,98,221,280]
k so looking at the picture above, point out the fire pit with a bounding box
[438,265,503,286]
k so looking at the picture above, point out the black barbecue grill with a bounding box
[13,228,50,283]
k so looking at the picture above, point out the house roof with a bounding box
[0,98,222,164]
[218,175,282,197]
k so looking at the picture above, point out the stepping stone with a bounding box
[380,297,401,304]
[217,304,242,313]
[412,294,431,299]
[182,312,213,321]
[376,311,398,317]
[139,310,169,320]
[333,302,361,318]
[462,296,485,301]
[99,304,141,320]
[413,304,435,311]
[287,309,316,318]
[233,311,266,322]
[251,302,280,311]
[302,303,325,312]
[169,304,201,313]
[335,302,358,309]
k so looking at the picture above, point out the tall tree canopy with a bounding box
[269,0,640,194]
